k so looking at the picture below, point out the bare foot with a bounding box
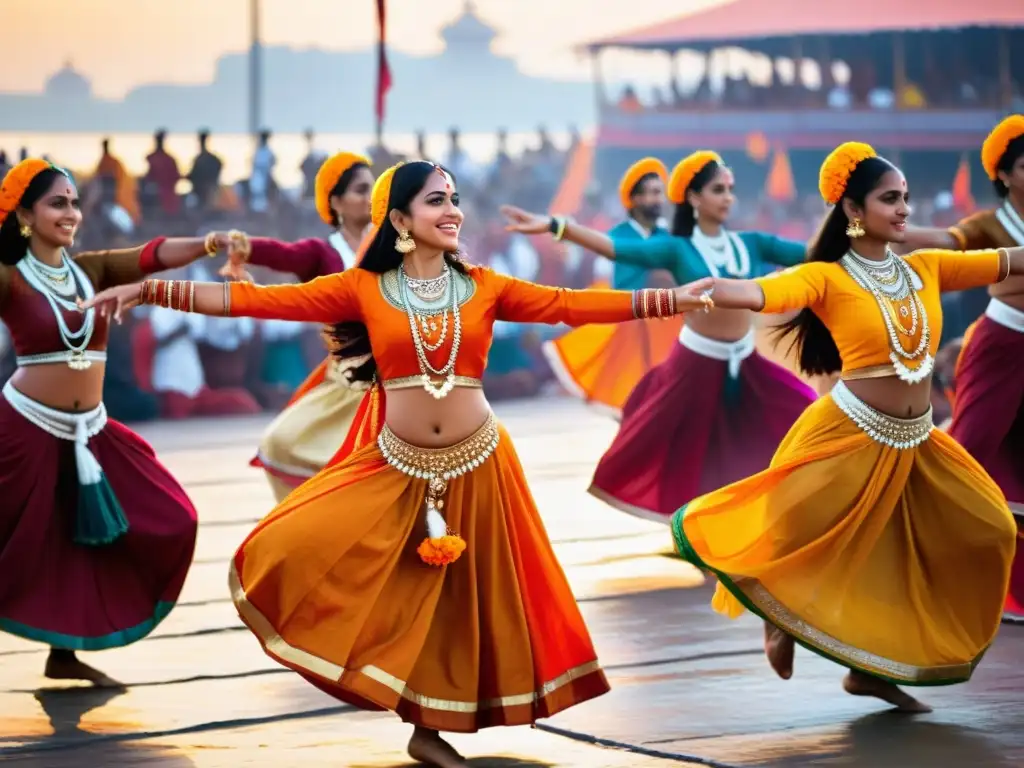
[764,622,795,680]
[407,727,468,768]
[45,651,125,689]
[843,671,932,713]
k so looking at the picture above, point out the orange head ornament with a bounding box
[370,162,404,228]
[314,151,372,225]
[619,157,668,210]
[981,114,1024,181]
[0,158,57,228]
[667,151,722,205]
[818,142,877,205]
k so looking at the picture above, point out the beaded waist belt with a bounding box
[377,413,500,566]
[382,375,483,392]
[16,350,107,370]
[831,380,933,449]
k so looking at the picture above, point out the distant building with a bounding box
[45,61,92,101]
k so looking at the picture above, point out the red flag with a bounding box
[951,154,975,212]
[375,0,392,132]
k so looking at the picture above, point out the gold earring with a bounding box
[19,223,32,239]
[395,229,416,254]
[846,217,865,239]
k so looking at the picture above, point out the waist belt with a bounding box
[830,380,933,449]
[985,298,1024,333]
[2,381,127,546]
[16,350,108,368]
[679,326,755,379]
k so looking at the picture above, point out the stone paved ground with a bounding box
[1,398,1020,767]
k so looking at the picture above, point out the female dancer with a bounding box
[503,151,816,523]
[0,158,214,686]
[544,158,685,416]
[901,114,1024,619]
[210,151,374,501]
[81,160,714,766]
[671,142,1019,712]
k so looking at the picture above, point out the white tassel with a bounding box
[425,505,447,539]
[74,417,103,486]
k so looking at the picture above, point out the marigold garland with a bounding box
[619,157,668,210]
[819,142,877,205]
[417,532,467,566]
[0,158,52,227]
[314,151,371,225]
[981,114,1024,181]
[370,162,404,228]
[667,151,722,205]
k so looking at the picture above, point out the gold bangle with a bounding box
[222,281,231,316]
[188,281,196,313]
[204,232,219,256]
[997,247,1011,282]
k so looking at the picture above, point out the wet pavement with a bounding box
[0,398,1021,767]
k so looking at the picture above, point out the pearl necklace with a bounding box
[399,264,462,399]
[691,228,750,278]
[405,267,450,302]
[15,250,97,370]
[840,249,933,384]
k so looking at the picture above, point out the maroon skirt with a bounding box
[949,312,1024,617]
[589,338,816,522]
[0,394,197,649]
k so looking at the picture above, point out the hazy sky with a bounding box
[4,0,726,97]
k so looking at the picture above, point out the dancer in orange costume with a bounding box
[543,157,682,416]
[207,151,374,501]
[83,161,714,766]
[672,143,1019,713]
[903,115,1024,619]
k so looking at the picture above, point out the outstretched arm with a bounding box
[906,246,1022,293]
[492,271,712,326]
[74,236,224,289]
[79,271,361,325]
[211,232,343,282]
[710,261,830,314]
[500,205,679,271]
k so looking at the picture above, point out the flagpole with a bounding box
[375,0,391,147]
[249,0,262,139]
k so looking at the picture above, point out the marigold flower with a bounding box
[818,142,877,205]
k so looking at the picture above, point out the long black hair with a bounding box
[775,155,898,376]
[671,160,722,238]
[327,161,370,227]
[0,167,72,266]
[326,161,468,384]
[994,134,1024,199]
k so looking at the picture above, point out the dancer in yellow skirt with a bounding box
[83,160,713,766]
[670,142,1021,712]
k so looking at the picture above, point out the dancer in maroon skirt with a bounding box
[0,158,206,685]
[503,151,816,522]
[902,114,1024,619]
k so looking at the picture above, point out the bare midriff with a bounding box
[843,375,934,420]
[989,272,1024,312]
[9,363,106,412]
[685,305,756,342]
[384,386,493,447]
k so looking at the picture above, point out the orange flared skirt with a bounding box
[230,419,609,732]
[543,316,683,416]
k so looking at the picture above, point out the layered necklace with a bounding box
[840,249,933,383]
[399,263,462,399]
[691,227,750,278]
[15,249,97,370]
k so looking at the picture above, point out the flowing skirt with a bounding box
[253,370,366,502]
[672,383,1016,685]
[543,316,683,417]
[0,394,197,649]
[231,415,610,733]
[590,329,816,522]
[949,304,1024,618]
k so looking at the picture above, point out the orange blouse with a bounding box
[754,249,1008,375]
[229,264,638,382]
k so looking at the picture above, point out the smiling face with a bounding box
[20,172,81,249]
[391,167,463,252]
[689,166,735,225]
[846,168,910,245]
[331,165,374,230]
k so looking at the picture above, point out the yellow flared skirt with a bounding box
[256,380,365,502]
[671,392,1016,685]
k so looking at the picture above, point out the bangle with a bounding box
[997,247,1011,282]
[204,232,219,256]
[222,281,231,317]
[549,215,569,242]
[228,230,252,262]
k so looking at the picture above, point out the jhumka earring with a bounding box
[19,223,32,239]
[846,217,865,238]
[395,229,416,254]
